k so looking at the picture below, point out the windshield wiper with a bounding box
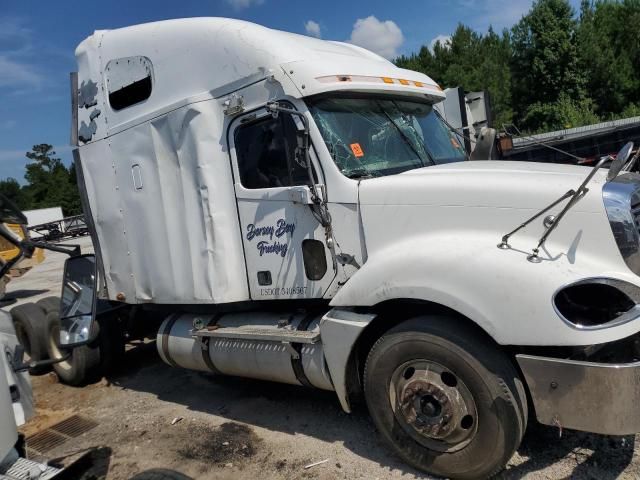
[345,168,378,179]
[379,103,434,167]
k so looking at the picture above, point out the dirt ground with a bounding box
[7,237,640,479]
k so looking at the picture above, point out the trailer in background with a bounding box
[23,208,64,230]
[499,116,640,164]
[28,215,88,242]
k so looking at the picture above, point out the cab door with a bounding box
[230,107,335,300]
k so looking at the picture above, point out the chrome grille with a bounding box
[603,174,640,275]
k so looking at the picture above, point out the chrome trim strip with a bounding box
[552,277,640,331]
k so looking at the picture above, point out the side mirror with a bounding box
[607,142,634,181]
[58,254,97,347]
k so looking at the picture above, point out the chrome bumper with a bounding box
[517,353,640,435]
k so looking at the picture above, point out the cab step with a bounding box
[191,326,320,344]
[0,457,61,480]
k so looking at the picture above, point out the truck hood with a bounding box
[357,160,606,213]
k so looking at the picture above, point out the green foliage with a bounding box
[0,178,28,209]
[523,94,600,132]
[396,25,513,127]
[578,0,640,116]
[511,0,586,128]
[621,103,640,118]
[0,144,82,217]
[396,0,640,133]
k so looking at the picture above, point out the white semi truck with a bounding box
[14,17,640,479]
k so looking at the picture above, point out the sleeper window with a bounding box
[105,56,153,111]
[235,114,309,189]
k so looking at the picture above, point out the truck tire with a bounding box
[36,296,60,317]
[10,303,50,375]
[44,312,102,386]
[364,316,527,480]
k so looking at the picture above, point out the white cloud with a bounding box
[0,149,25,162]
[305,20,321,38]
[225,0,264,9]
[453,0,571,30]
[348,16,404,60]
[0,17,32,55]
[0,18,43,92]
[0,55,42,90]
[429,34,452,51]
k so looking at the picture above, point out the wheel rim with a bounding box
[49,324,73,373]
[389,360,478,453]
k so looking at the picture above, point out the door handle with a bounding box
[288,187,313,204]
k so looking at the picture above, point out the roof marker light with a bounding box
[314,75,444,96]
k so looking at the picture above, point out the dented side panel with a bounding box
[79,99,249,304]
[76,140,135,301]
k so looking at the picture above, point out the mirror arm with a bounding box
[23,240,81,257]
[11,344,71,373]
[527,155,610,262]
[13,352,72,373]
[497,189,576,249]
[0,223,81,281]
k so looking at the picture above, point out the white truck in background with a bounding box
[23,209,64,231]
[11,18,640,479]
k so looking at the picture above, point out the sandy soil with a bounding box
[22,348,640,480]
[8,236,640,479]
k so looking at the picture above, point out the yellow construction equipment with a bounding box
[0,224,44,277]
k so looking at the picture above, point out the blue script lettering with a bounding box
[257,241,288,257]
[246,223,274,241]
[275,219,295,238]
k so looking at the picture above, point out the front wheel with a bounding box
[364,316,527,480]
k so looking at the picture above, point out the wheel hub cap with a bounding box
[391,361,478,452]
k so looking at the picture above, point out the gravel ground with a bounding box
[7,236,640,479]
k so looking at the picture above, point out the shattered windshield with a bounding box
[308,96,467,179]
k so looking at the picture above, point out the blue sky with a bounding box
[0,0,581,182]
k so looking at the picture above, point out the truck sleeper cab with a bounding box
[60,18,640,480]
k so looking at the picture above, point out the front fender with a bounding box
[330,229,640,346]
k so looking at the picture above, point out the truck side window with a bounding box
[235,114,308,189]
[105,56,153,111]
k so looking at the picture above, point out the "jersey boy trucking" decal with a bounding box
[246,219,295,257]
